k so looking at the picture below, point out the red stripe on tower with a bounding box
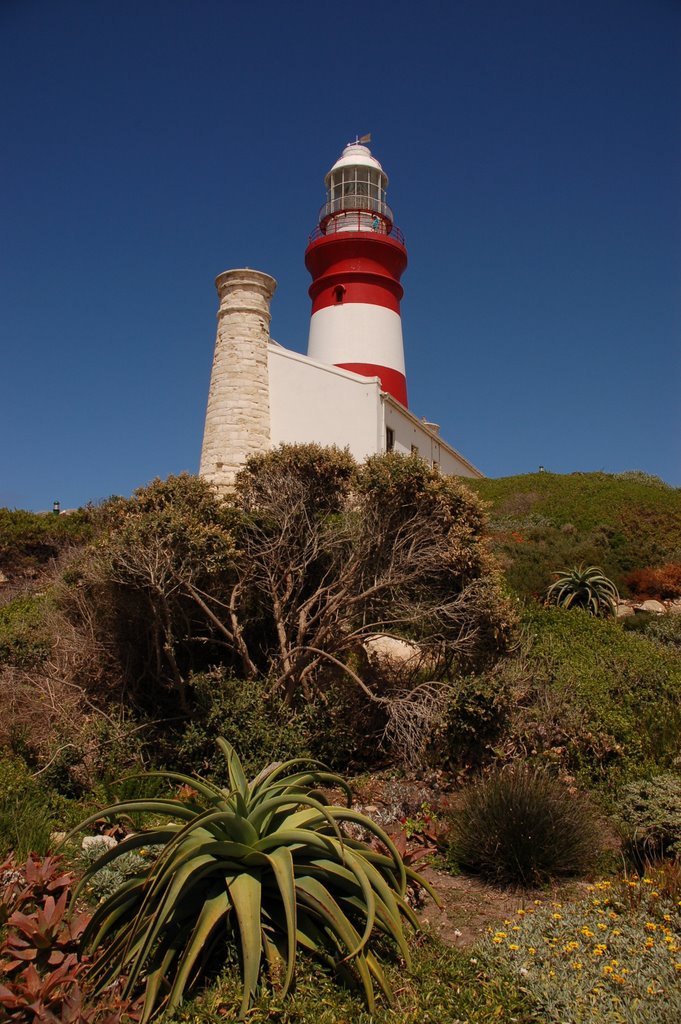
[305,141,409,407]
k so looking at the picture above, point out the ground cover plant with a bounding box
[486,874,681,1024]
[71,739,433,1020]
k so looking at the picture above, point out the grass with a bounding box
[168,934,539,1023]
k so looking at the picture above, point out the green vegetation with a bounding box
[74,740,430,1021]
[0,506,92,575]
[468,471,681,599]
[170,938,539,1023]
[616,774,681,864]
[0,594,51,667]
[447,764,600,886]
[2,462,681,1023]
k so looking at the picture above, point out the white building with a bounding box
[200,142,482,491]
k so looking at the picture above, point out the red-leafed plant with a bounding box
[625,563,681,601]
[0,853,131,1023]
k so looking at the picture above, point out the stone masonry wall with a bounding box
[199,268,277,493]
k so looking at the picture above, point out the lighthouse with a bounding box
[305,140,409,407]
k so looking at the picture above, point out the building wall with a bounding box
[268,345,383,460]
[385,401,482,478]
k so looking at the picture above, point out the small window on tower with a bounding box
[334,285,345,304]
[386,427,395,452]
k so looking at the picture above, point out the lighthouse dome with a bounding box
[324,142,388,187]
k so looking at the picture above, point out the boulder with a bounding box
[668,600,681,616]
[363,633,422,670]
[615,602,635,618]
[636,599,666,615]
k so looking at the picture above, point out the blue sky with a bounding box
[2,0,679,510]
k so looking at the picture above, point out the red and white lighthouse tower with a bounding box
[305,140,409,407]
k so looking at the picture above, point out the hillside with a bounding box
[466,470,681,599]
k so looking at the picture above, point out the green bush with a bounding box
[435,671,512,769]
[0,753,76,859]
[630,614,681,650]
[0,506,93,575]
[512,606,681,785]
[448,765,601,887]
[0,595,51,666]
[176,671,314,780]
[616,773,681,864]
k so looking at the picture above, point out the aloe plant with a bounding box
[546,564,619,617]
[71,740,432,1020]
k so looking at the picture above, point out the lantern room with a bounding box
[318,142,394,235]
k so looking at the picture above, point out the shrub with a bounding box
[625,563,681,600]
[546,565,619,617]
[507,606,681,786]
[616,773,681,864]
[0,753,77,859]
[448,765,601,887]
[175,670,314,779]
[73,739,431,1020]
[0,595,51,667]
[636,614,681,650]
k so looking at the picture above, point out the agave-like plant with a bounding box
[69,740,432,1020]
[546,564,619,617]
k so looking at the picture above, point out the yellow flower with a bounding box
[517,909,526,916]
[597,923,607,930]
[512,926,521,932]
[572,961,583,970]
[551,913,562,920]
[613,975,626,984]
[645,922,657,931]
[663,914,672,922]
[602,965,614,975]
[580,928,595,937]
[508,943,519,951]
[645,938,655,948]
[528,947,536,955]
[675,963,681,971]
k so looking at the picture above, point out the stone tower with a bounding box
[199,268,277,492]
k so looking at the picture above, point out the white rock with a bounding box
[616,602,635,618]
[637,599,666,615]
[363,633,422,669]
